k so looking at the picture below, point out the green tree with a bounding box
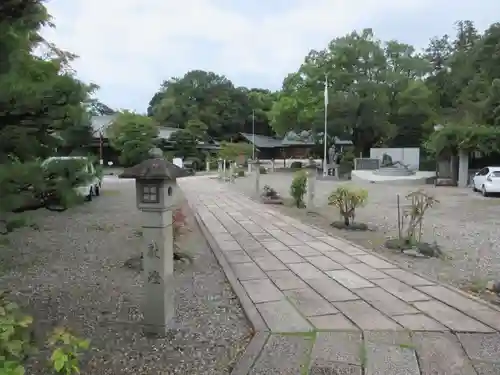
[169,129,198,158]
[107,111,159,166]
[149,70,252,140]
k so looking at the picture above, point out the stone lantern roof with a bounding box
[120,158,189,180]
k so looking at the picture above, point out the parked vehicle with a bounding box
[472,166,500,197]
[42,156,102,201]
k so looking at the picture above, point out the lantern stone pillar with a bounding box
[249,160,261,197]
[120,157,184,336]
[217,159,223,179]
[306,161,317,209]
[229,162,236,183]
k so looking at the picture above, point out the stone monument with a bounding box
[249,159,261,198]
[306,159,316,209]
[120,155,184,336]
[217,159,223,179]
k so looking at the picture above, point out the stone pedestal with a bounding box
[306,163,316,209]
[229,162,235,183]
[206,160,210,172]
[247,163,251,174]
[458,150,469,187]
[271,159,275,172]
[218,160,223,179]
[120,157,182,336]
[249,160,261,197]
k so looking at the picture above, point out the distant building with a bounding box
[235,130,316,159]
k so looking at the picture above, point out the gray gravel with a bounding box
[230,172,500,289]
[0,177,251,374]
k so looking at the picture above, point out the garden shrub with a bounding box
[328,185,368,226]
[237,170,245,177]
[290,161,302,169]
[290,170,307,208]
[0,290,89,375]
[259,166,267,174]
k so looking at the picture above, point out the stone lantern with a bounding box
[249,159,262,197]
[120,157,186,336]
[305,159,317,209]
[217,158,223,180]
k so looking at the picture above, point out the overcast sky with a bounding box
[41,0,500,113]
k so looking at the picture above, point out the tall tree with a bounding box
[107,111,159,166]
[149,70,251,140]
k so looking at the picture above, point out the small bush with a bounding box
[237,170,245,177]
[290,161,302,169]
[328,185,368,226]
[0,290,89,375]
[290,171,307,208]
[259,166,267,174]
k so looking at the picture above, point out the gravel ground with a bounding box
[0,177,251,375]
[230,172,500,291]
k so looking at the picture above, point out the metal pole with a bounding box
[323,75,328,177]
[252,110,255,160]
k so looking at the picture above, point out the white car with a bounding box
[42,156,102,201]
[472,166,500,197]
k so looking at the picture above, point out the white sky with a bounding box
[42,0,500,112]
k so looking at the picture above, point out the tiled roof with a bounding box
[239,133,283,148]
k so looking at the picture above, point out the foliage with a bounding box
[399,190,438,243]
[237,170,245,177]
[290,161,302,169]
[148,70,275,140]
[0,0,97,163]
[259,166,267,174]
[328,186,368,226]
[218,142,252,162]
[425,123,500,155]
[107,111,159,166]
[168,129,199,159]
[0,291,89,375]
[0,158,89,224]
[48,327,90,374]
[290,171,307,208]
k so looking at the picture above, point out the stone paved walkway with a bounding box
[179,177,500,375]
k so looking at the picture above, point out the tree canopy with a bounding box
[148,21,500,157]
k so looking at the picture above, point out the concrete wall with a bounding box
[370,148,420,170]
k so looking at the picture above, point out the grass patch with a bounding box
[399,342,416,350]
[0,237,10,247]
[359,343,367,367]
[467,278,488,294]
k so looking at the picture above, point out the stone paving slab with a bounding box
[181,177,500,374]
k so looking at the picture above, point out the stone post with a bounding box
[120,157,184,336]
[271,159,275,172]
[458,150,469,187]
[229,162,235,183]
[249,160,261,197]
[218,159,223,179]
[306,162,317,209]
[223,159,227,180]
[206,159,210,172]
[247,160,252,174]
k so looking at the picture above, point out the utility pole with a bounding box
[252,110,255,160]
[323,74,328,177]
